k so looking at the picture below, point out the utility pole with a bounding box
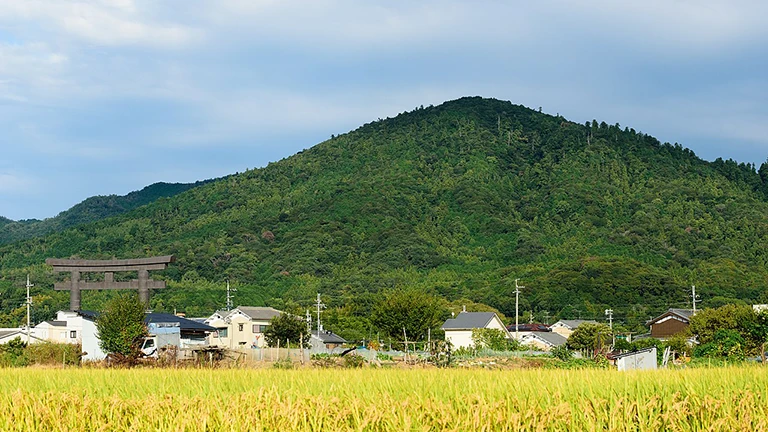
[691,285,700,315]
[315,293,325,333]
[25,275,33,344]
[514,279,524,341]
[305,309,312,334]
[225,280,236,311]
[605,308,614,348]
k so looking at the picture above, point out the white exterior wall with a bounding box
[55,311,85,344]
[486,317,508,332]
[81,318,107,361]
[445,330,474,349]
[617,348,657,371]
[34,323,70,343]
[521,336,552,352]
[549,322,574,338]
[207,314,271,349]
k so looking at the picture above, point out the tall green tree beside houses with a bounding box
[96,294,148,363]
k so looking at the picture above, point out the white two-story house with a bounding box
[205,306,282,349]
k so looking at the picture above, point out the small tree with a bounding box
[264,313,310,347]
[471,328,511,351]
[96,293,147,363]
[370,288,447,347]
[566,323,611,352]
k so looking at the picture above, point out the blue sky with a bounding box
[1,0,767,220]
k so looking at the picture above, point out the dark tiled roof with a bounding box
[442,312,497,330]
[508,323,550,332]
[668,309,694,320]
[47,321,67,327]
[612,347,656,359]
[233,306,282,321]
[145,313,216,332]
[312,330,347,344]
[522,331,567,347]
[0,330,21,338]
[551,320,597,330]
[78,310,215,332]
[646,308,694,326]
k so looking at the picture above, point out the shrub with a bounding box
[0,337,28,367]
[694,329,746,359]
[342,354,365,368]
[26,342,81,366]
[550,345,572,361]
[273,358,294,369]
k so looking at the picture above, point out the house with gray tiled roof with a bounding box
[549,320,598,338]
[520,331,567,352]
[441,311,511,349]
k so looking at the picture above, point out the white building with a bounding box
[309,329,347,354]
[205,306,282,349]
[441,312,510,349]
[549,320,598,338]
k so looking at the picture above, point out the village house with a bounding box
[549,319,598,338]
[31,310,215,361]
[33,319,71,343]
[205,306,282,349]
[309,328,348,354]
[441,311,511,349]
[646,308,693,339]
[507,323,551,339]
[0,329,44,345]
[520,331,567,352]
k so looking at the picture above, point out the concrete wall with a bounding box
[617,348,657,371]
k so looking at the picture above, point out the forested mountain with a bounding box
[1,97,767,336]
[0,181,211,245]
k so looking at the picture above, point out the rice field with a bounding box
[1,366,767,431]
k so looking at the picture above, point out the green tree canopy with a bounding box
[95,293,147,361]
[370,288,448,344]
[689,304,758,353]
[566,323,611,351]
[264,313,310,347]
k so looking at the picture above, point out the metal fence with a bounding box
[227,347,311,364]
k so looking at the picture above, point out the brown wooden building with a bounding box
[646,308,693,339]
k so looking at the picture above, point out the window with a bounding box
[252,324,259,333]
[260,325,269,333]
[70,331,77,339]
[143,339,154,349]
[238,324,244,332]
[217,328,228,338]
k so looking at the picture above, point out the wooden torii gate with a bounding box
[45,256,175,311]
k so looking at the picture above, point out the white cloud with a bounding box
[0,0,198,47]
